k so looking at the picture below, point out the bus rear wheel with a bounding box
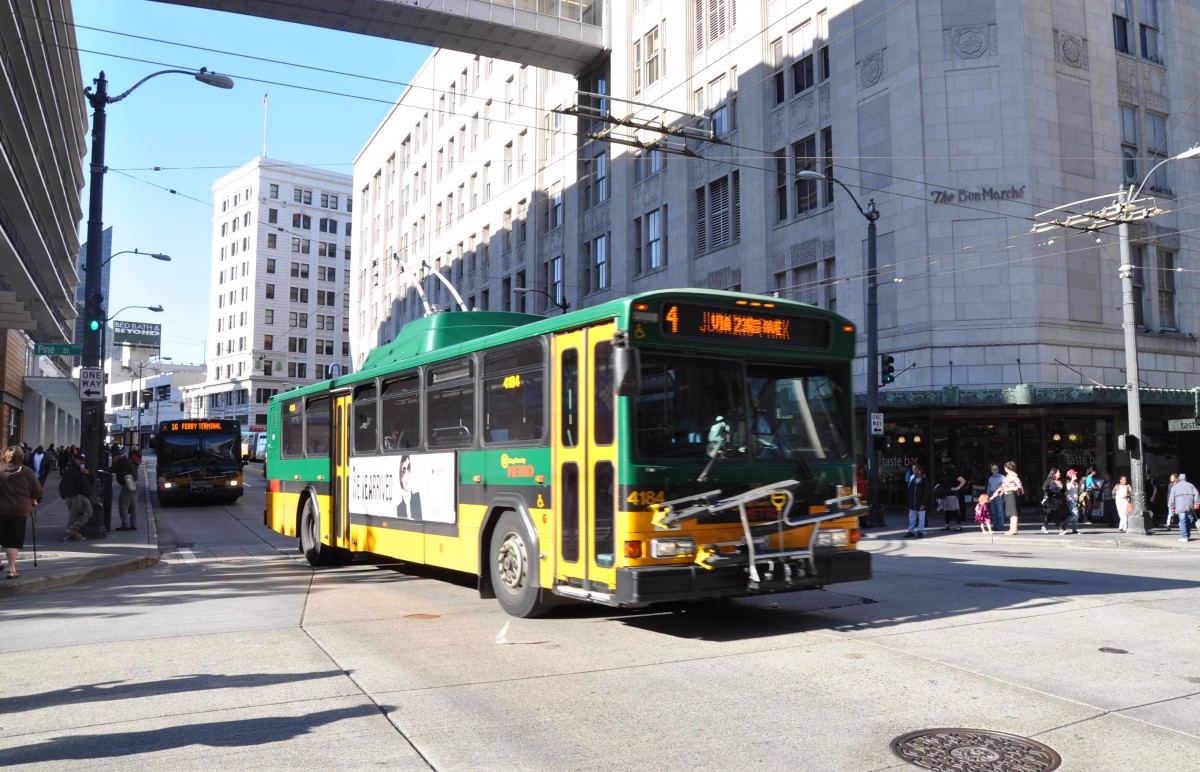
[300,498,351,567]
[490,512,549,618]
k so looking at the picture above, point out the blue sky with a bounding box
[72,0,431,363]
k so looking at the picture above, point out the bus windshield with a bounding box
[159,433,241,468]
[632,353,850,464]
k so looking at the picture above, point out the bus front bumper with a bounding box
[613,549,871,606]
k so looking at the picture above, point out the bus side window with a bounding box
[281,399,304,458]
[381,373,420,452]
[305,396,330,457]
[352,383,378,454]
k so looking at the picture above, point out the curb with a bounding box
[0,556,159,597]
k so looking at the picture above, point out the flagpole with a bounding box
[262,92,268,157]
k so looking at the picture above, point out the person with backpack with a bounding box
[61,453,96,541]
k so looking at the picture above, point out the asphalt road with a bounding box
[1,471,1199,770]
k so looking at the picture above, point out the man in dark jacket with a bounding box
[62,453,96,540]
[110,446,138,531]
[904,465,929,538]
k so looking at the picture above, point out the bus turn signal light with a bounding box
[624,541,643,559]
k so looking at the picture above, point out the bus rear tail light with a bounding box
[849,529,862,544]
[650,537,696,559]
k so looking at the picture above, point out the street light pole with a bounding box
[1031,144,1198,536]
[798,169,882,525]
[79,67,232,475]
[1117,215,1148,533]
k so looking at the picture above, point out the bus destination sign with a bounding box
[660,303,831,349]
[168,421,229,431]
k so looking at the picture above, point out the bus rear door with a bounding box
[552,323,618,601]
[331,392,352,551]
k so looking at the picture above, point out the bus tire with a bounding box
[299,497,351,567]
[489,511,549,618]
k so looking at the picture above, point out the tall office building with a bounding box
[183,158,352,431]
[353,1,1200,500]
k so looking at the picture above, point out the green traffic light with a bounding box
[88,319,101,331]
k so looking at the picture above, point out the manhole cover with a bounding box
[965,582,1000,588]
[404,613,440,620]
[891,728,1061,771]
[1005,578,1069,586]
[1099,647,1128,654]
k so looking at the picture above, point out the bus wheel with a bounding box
[299,498,351,567]
[489,512,549,618]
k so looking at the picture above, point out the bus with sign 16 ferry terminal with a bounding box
[263,289,870,617]
[154,419,245,503]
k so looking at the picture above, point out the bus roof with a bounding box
[271,289,853,404]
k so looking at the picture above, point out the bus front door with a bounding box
[552,323,618,601]
[331,393,351,549]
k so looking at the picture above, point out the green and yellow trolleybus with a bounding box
[264,289,870,616]
[155,419,246,503]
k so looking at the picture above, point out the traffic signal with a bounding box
[881,353,896,385]
[85,292,105,332]
[139,407,145,417]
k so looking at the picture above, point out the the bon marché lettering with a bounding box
[351,473,394,501]
[930,185,1026,204]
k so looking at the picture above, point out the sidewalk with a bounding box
[863,506,1193,550]
[0,466,159,597]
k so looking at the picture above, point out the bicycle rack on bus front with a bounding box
[650,480,865,586]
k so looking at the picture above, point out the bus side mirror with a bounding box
[613,341,641,397]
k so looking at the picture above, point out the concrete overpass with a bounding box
[152,0,608,75]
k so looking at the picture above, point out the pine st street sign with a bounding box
[34,342,81,356]
[78,367,103,400]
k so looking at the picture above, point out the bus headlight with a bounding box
[651,537,697,558]
[227,479,240,487]
[160,480,173,489]
[816,529,849,547]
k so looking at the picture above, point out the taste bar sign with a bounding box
[930,185,1026,204]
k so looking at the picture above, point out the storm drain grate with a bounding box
[891,728,1061,771]
[964,582,1001,588]
[1005,578,1069,586]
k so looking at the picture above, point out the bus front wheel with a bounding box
[300,498,351,567]
[489,512,549,618]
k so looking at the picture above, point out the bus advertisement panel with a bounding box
[264,290,870,617]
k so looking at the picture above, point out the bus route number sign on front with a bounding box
[660,303,831,350]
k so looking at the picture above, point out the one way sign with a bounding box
[78,367,103,400]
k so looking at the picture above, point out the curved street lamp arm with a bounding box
[513,286,570,313]
[796,170,879,222]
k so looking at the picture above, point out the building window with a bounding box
[547,186,564,231]
[634,206,667,274]
[1140,0,1161,62]
[792,135,818,214]
[265,309,274,325]
[1146,111,1170,192]
[294,188,313,205]
[585,233,609,292]
[694,0,731,52]
[1120,104,1139,183]
[269,183,279,199]
[774,150,789,222]
[1131,244,1147,327]
[695,172,739,253]
[644,26,661,87]
[265,284,275,299]
[1157,248,1176,329]
[585,152,608,208]
[546,255,564,311]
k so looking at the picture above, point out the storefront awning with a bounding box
[868,385,1200,410]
